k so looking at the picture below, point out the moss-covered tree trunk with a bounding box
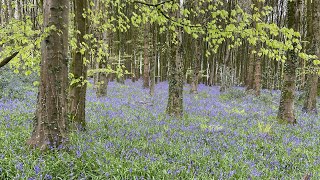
[166,0,184,117]
[27,0,69,150]
[277,0,301,124]
[69,0,88,131]
[303,0,319,113]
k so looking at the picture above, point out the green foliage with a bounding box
[0,18,44,74]
[130,0,309,62]
[257,121,274,135]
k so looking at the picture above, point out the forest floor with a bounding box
[0,80,320,179]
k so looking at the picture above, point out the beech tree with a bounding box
[302,0,320,113]
[277,0,302,124]
[69,0,89,131]
[166,0,184,117]
[27,0,69,150]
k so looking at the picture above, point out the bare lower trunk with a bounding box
[303,74,318,113]
[190,40,200,94]
[150,25,157,96]
[27,0,69,150]
[220,42,231,92]
[254,57,261,96]
[96,70,108,97]
[277,55,297,124]
[143,23,150,88]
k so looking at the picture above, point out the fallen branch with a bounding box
[0,52,19,68]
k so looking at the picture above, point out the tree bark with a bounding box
[303,0,319,113]
[190,39,200,94]
[246,46,255,91]
[277,0,301,124]
[247,0,263,96]
[150,24,157,96]
[143,23,150,88]
[69,0,88,131]
[166,1,184,117]
[27,0,69,150]
[254,55,261,96]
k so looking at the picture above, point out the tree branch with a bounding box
[134,0,204,30]
[133,0,174,7]
[0,52,19,68]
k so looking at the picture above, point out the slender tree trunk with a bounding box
[254,55,261,96]
[246,46,255,91]
[69,0,88,131]
[303,0,320,113]
[220,42,231,92]
[190,39,200,94]
[27,0,69,150]
[96,63,109,97]
[0,0,3,25]
[150,24,157,96]
[277,0,301,124]
[247,0,263,95]
[132,50,137,82]
[3,0,9,23]
[143,23,150,88]
[8,0,13,19]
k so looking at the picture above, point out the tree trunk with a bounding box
[27,0,69,150]
[69,0,88,131]
[96,65,109,97]
[254,55,261,96]
[143,23,150,88]
[150,24,157,96]
[3,0,9,23]
[166,1,184,117]
[190,39,200,94]
[246,46,255,91]
[277,0,301,124]
[220,41,231,92]
[303,0,320,113]
[0,0,2,25]
[248,0,263,95]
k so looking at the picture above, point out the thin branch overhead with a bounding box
[133,0,203,29]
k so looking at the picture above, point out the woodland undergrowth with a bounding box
[0,79,319,179]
